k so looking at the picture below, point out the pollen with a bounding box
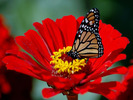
[50,46,87,75]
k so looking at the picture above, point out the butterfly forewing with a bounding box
[70,8,103,59]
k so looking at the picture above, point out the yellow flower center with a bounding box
[50,46,87,75]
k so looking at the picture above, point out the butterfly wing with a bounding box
[71,8,103,58]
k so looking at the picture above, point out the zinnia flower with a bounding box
[3,15,129,100]
[112,65,133,100]
[0,15,18,97]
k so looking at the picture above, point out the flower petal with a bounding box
[112,54,126,63]
[24,29,51,61]
[71,73,86,84]
[74,81,125,100]
[58,15,77,46]
[3,56,41,79]
[4,50,53,81]
[42,18,64,50]
[99,22,122,40]
[15,36,52,70]
[41,72,53,82]
[93,66,128,80]
[52,77,73,90]
[76,16,84,27]
[33,22,55,53]
[52,73,86,89]
[6,50,44,69]
[91,37,129,71]
[81,61,112,83]
[42,88,62,99]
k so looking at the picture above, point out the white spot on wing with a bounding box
[85,18,89,23]
[89,21,93,25]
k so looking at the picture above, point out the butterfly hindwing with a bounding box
[71,8,103,59]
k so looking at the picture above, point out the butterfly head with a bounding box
[67,50,80,59]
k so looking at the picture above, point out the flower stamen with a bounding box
[50,46,87,75]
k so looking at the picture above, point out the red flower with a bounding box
[3,15,129,100]
[0,15,18,96]
[112,65,133,100]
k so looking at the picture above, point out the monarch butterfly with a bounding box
[67,8,104,59]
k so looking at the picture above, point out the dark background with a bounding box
[0,0,133,100]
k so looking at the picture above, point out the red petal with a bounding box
[6,50,44,70]
[93,66,128,80]
[99,20,104,30]
[124,65,133,79]
[76,78,102,91]
[59,15,77,46]
[42,88,62,99]
[42,18,64,50]
[110,29,122,39]
[81,61,112,83]
[99,22,122,40]
[97,38,128,69]
[53,82,70,89]
[52,73,86,90]
[76,16,84,27]
[71,73,86,84]
[24,29,51,61]
[74,81,124,100]
[33,22,55,53]
[4,50,53,82]
[90,36,129,72]
[53,77,73,90]
[41,72,53,82]
[57,77,71,83]
[98,22,129,66]
[110,37,129,52]
[88,88,117,100]
[91,77,102,84]
[112,54,126,63]
[15,36,52,70]
[55,18,62,27]
[3,56,41,79]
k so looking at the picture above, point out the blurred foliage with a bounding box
[0,0,133,100]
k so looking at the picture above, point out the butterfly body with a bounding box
[67,8,104,59]
[67,50,80,59]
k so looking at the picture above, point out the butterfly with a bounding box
[67,8,104,59]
